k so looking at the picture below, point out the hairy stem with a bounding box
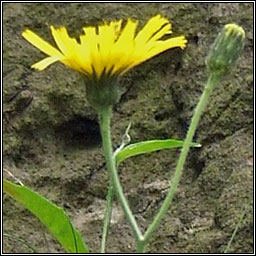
[144,73,221,245]
[99,106,144,245]
[100,181,114,253]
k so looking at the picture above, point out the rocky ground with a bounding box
[3,2,253,253]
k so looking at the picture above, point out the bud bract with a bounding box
[206,24,245,75]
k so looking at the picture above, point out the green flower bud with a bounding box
[206,24,245,75]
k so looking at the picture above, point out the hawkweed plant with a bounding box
[3,15,245,253]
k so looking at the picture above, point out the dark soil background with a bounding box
[3,2,253,253]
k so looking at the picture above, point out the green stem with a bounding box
[136,239,146,253]
[100,181,114,253]
[224,206,248,253]
[143,73,221,245]
[99,106,144,245]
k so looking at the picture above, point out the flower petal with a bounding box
[31,55,64,70]
[22,29,63,57]
[135,15,170,45]
[135,36,187,66]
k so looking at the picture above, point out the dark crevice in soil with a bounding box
[188,150,206,179]
[55,116,102,149]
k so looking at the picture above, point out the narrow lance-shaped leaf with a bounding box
[115,139,201,165]
[3,179,89,253]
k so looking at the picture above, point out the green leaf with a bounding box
[115,139,201,165]
[3,179,88,253]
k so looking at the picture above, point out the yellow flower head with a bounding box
[22,15,187,79]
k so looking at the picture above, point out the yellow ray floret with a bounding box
[22,15,187,79]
